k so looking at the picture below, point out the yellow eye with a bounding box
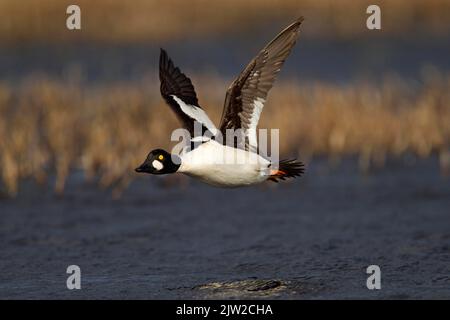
[158,154,164,161]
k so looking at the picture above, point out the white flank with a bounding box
[178,140,270,187]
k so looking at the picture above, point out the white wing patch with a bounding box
[171,95,218,135]
[244,97,266,149]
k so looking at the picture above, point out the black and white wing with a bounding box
[218,18,303,152]
[159,49,218,138]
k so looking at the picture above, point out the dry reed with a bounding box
[0,0,449,45]
[0,71,449,196]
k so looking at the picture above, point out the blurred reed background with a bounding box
[1,0,449,43]
[0,0,449,196]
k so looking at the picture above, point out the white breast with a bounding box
[178,140,270,187]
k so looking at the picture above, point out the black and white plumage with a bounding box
[136,18,305,187]
[220,17,304,152]
[159,49,218,137]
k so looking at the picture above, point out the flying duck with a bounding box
[135,18,305,187]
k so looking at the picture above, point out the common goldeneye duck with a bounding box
[135,149,180,175]
[136,18,305,187]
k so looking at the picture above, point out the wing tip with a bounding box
[160,47,171,60]
[290,16,305,33]
[158,48,200,106]
[296,16,305,24]
[159,47,168,64]
[284,16,304,36]
[159,48,175,82]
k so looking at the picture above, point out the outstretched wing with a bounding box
[219,17,303,152]
[159,49,217,138]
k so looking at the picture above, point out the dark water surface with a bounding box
[1,158,449,299]
[1,36,449,83]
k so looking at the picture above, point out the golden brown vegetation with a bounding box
[0,71,449,196]
[0,0,449,44]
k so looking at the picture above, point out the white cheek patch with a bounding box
[152,160,164,171]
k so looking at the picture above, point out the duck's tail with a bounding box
[268,159,305,182]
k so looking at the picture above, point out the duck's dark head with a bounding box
[135,149,181,175]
